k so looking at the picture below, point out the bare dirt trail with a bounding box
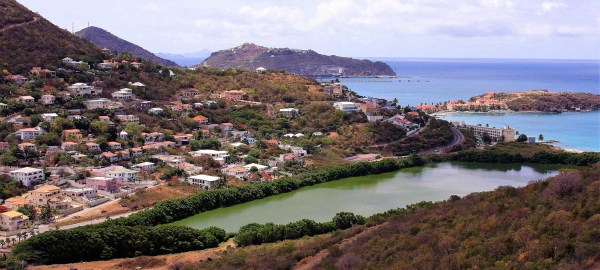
[0,16,39,33]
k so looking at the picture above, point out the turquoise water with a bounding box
[173,162,563,232]
[338,58,599,152]
[443,111,600,152]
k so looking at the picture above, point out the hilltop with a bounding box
[0,0,104,73]
[75,26,178,67]
[201,43,396,77]
[473,90,600,112]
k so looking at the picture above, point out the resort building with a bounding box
[455,122,516,142]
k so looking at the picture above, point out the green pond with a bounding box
[173,162,565,232]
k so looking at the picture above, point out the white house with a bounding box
[62,187,97,199]
[131,162,156,172]
[333,102,361,113]
[111,88,133,100]
[130,82,145,88]
[243,163,269,172]
[148,107,164,115]
[279,108,299,118]
[41,113,59,122]
[84,98,111,110]
[40,94,56,105]
[16,127,45,141]
[190,150,230,164]
[187,174,221,189]
[9,167,45,187]
[255,67,267,73]
[93,166,139,182]
[68,83,102,96]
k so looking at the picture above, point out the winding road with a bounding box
[419,127,465,154]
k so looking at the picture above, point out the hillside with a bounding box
[201,43,396,77]
[75,26,178,67]
[473,90,600,112]
[184,162,600,269]
[0,0,104,73]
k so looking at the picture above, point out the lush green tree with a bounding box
[481,132,492,144]
[516,134,528,142]
[538,134,544,141]
[16,205,37,221]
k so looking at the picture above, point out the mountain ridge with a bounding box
[75,26,178,67]
[201,43,396,77]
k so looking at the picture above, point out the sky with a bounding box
[18,0,600,59]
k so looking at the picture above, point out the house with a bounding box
[141,132,164,144]
[187,174,221,189]
[190,149,230,164]
[107,141,122,150]
[111,88,133,100]
[265,139,281,147]
[0,142,9,151]
[192,115,209,125]
[119,131,128,140]
[23,185,65,208]
[3,197,28,210]
[18,142,37,152]
[140,101,153,110]
[84,98,110,110]
[101,152,120,163]
[62,129,83,142]
[220,90,245,100]
[30,67,56,78]
[148,107,164,115]
[359,102,380,115]
[255,67,267,73]
[0,211,30,232]
[322,85,343,97]
[18,96,35,104]
[131,62,142,68]
[40,94,56,105]
[41,113,59,122]
[243,163,269,172]
[97,61,115,70]
[16,127,44,141]
[62,187,97,200]
[224,166,248,178]
[180,88,200,100]
[130,147,143,157]
[230,142,246,148]
[61,141,77,150]
[85,177,118,193]
[333,102,361,113]
[86,142,100,152]
[9,167,44,186]
[279,108,299,118]
[5,75,28,84]
[367,115,384,122]
[68,83,102,96]
[131,162,156,172]
[130,82,145,88]
[118,150,130,160]
[115,114,139,125]
[92,166,139,182]
[173,134,194,145]
[221,122,234,131]
[98,115,114,125]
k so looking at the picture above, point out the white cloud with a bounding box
[144,3,160,12]
[541,1,565,13]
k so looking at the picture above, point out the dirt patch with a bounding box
[28,239,235,270]
[119,184,200,210]
[56,200,129,227]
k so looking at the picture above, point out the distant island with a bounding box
[75,26,179,67]
[200,43,396,77]
[431,90,600,113]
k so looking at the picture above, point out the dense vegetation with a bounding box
[75,26,178,67]
[12,225,226,264]
[203,43,396,77]
[235,212,365,246]
[0,1,104,73]
[389,118,454,155]
[0,0,34,27]
[443,146,600,166]
[0,175,28,200]
[187,163,600,270]
[11,158,407,264]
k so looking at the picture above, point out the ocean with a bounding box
[339,58,599,106]
[341,58,600,151]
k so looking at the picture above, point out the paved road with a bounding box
[419,127,465,154]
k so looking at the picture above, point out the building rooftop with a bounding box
[188,174,220,182]
[10,167,42,173]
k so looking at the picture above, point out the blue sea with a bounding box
[341,58,600,151]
